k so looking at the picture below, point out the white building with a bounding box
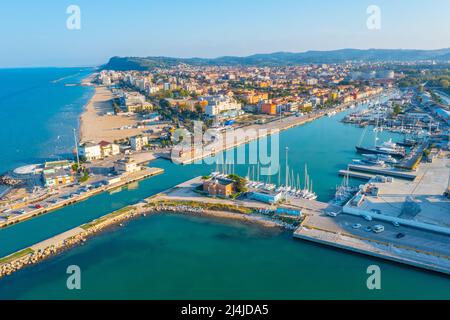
[114,157,140,174]
[79,141,120,161]
[306,78,318,86]
[79,143,102,161]
[99,141,121,157]
[130,135,149,151]
[201,95,242,116]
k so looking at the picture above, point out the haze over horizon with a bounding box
[1,0,450,68]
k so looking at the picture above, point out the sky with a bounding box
[0,0,449,67]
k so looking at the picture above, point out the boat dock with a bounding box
[338,170,374,180]
[347,164,417,180]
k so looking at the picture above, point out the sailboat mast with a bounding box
[285,147,289,186]
[374,116,378,147]
[278,167,281,186]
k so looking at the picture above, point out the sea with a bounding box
[0,68,449,299]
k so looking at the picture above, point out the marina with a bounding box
[1,69,449,299]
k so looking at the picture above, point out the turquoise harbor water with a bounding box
[0,69,449,299]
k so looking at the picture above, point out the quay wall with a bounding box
[293,231,450,276]
[0,167,164,229]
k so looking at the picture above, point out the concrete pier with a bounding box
[348,164,417,180]
[339,170,374,180]
[294,213,450,275]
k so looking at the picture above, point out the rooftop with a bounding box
[356,152,450,228]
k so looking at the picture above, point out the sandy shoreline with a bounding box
[79,79,149,144]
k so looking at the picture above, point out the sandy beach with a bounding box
[79,82,148,144]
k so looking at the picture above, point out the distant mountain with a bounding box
[102,48,450,70]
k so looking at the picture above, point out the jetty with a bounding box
[338,170,374,180]
[347,164,417,180]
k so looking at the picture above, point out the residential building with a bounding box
[130,135,149,151]
[200,95,242,116]
[260,102,277,115]
[99,141,120,157]
[79,142,102,161]
[114,157,140,174]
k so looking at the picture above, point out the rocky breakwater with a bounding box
[0,205,142,278]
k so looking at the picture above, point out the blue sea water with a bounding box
[0,68,94,173]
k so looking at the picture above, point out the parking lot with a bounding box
[302,211,450,258]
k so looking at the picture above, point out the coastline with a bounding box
[0,198,286,279]
[79,77,153,144]
[3,172,450,279]
[0,88,405,278]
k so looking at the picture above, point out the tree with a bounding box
[228,174,248,193]
[393,104,402,116]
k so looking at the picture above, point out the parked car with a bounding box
[352,223,362,229]
[396,233,406,239]
[372,224,385,233]
[364,226,373,232]
[392,221,400,227]
[363,215,372,221]
[327,211,339,217]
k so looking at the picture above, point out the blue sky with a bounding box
[0,0,449,67]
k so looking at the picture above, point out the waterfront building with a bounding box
[126,101,153,113]
[42,160,75,188]
[121,91,152,113]
[260,102,277,115]
[203,178,234,197]
[251,191,282,204]
[79,142,102,161]
[130,135,149,151]
[79,141,120,161]
[114,157,140,174]
[99,141,120,157]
